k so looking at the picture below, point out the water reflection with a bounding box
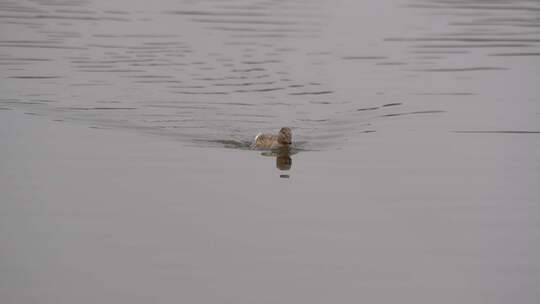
[261,147,295,178]
[276,152,292,171]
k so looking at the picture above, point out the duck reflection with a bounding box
[260,147,295,178]
[276,151,292,171]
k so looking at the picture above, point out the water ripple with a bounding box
[2,0,537,151]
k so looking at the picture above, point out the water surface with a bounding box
[1,0,540,303]
[2,0,537,149]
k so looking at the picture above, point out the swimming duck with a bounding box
[252,127,292,150]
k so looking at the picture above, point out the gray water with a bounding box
[1,0,540,303]
[2,0,538,148]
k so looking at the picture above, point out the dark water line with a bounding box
[453,130,540,134]
[0,14,131,21]
[382,103,403,107]
[489,52,540,56]
[8,76,61,79]
[412,90,477,95]
[342,56,388,60]
[387,38,540,43]
[414,44,535,48]
[166,10,268,17]
[406,4,540,12]
[289,90,333,95]
[0,44,87,49]
[381,110,446,117]
[414,67,507,72]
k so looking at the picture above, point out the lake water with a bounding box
[1,0,540,303]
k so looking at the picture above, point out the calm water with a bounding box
[1,0,540,303]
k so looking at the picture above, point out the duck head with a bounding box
[277,127,292,145]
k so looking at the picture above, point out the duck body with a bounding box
[253,133,281,149]
[251,127,292,150]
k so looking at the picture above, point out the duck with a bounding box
[251,127,292,150]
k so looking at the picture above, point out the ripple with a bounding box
[165,10,267,17]
[382,102,403,107]
[190,18,303,25]
[212,80,275,87]
[8,75,60,79]
[289,90,333,95]
[58,107,137,111]
[231,67,266,72]
[77,69,145,73]
[357,107,379,112]
[241,59,282,64]
[0,14,130,22]
[235,87,286,93]
[0,44,86,49]
[489,52,540,56]
[387,37,540,43]
[414,44,535,48]
[453,130,540,134]
[412,92,476,96]
[381,110,446,117]
[414,67,507,72]
[406,4,540,12]
[197,139,253,149]
[376,62,407,66]
[342,56,388,60]
[3,0,534,153]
